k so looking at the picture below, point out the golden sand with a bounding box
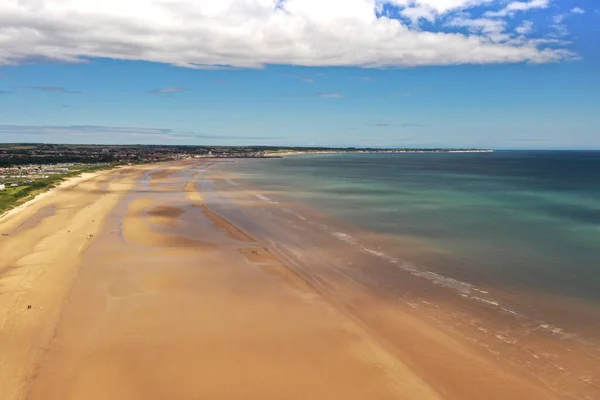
[0,166,143,400]
[0,160,583,400]
[145,205,185,228]
[122,197,209,248]
[184,180,204,203]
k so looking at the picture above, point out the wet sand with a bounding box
[0,167,142,400]
[0,160,596,400]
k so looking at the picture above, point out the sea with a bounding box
[228,151,600,319]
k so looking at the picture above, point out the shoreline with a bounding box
[229,172,600,342]
[224,156,600,333]
[1,159,597,400]
[214,160,600,399]
[264,149,494,157]
[0,166,119,224]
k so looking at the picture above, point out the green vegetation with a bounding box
[0,163,117,216]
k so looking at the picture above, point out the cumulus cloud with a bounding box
[446,16,509,43]
[484,0,549,18]
[382,0,495,15]
[400,5,437,24]
[554,14,568,24]
[549,7,586,38]
[0,0,573,68]
[515,20,534,35]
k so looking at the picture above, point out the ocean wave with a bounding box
[255,194,277,204]
[282,208,307,221]
[332,232,357,244]
[355,243,475,294]
[309,216,593,351]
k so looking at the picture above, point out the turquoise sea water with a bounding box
[230,151,600,306]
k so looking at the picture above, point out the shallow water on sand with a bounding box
[226,152,600,330]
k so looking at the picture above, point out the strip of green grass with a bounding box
[0,163,117,216]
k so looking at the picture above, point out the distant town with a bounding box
[0,143,493,166]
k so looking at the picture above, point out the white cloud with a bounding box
[484,0,549,18]
[385,0,495,24]
[515,20,534,35]
[553,14,567,24]
[530,38,571,46]
[549,7,585,38]
[383,0,494,15]
[446,16,509,42]
[400,5,437,23]
[0,0,573,68]
[550,20,569,38]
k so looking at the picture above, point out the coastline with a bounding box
[214,158,600,399]
[1,159,597,400]
[264,149,494,157]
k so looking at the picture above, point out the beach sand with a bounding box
[0,166,143,400]
[0,160,594,400]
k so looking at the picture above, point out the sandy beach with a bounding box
[0,169,116,223]
[1,159,597,400]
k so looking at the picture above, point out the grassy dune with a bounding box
[0,164,116,215]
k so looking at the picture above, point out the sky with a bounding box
[0,0,598,149]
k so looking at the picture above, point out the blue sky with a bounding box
[0,0,598,149]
